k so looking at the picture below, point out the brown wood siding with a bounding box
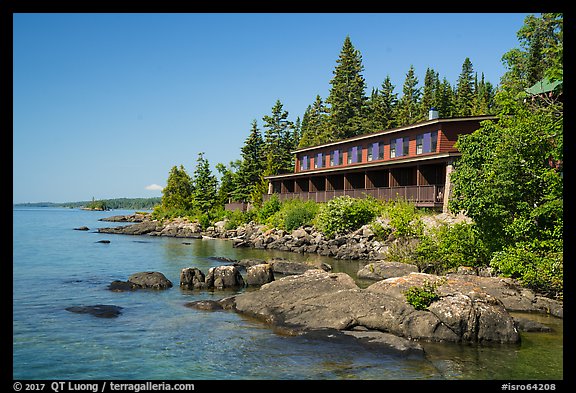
[294,118,489,173]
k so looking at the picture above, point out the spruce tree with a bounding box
[396,65,421,126]
[263,100,294,176]
[365,76,398,132]
[299,95,328,148]
[234,120,265,202]
[435,77,455,118]
[215,161,240,207]
[455,57,475,116]
[325,35,368,140]
[191,152,217,214]
[420,68,439,120]
[161,165,193,212]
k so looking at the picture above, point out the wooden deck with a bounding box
[263,184,445,208]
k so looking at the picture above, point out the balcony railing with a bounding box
[263,185,445,207]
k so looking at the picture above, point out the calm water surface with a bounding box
[12,208,563,380]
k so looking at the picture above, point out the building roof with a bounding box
[292,115,497,154]
[525,77,563,95]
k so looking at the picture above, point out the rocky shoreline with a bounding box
[97,212,472,260]
[88,212,563,355]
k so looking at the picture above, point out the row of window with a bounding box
[300,131,438,170]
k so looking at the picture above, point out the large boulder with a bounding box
[127,271,173,290]
[245,264,275,286]
[180,267,208,290]
[232,270,520,345]
[205,265,245,289]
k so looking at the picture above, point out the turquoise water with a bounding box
[12,208,563,380]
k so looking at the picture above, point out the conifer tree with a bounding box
[419,68,439,120]
[263,99,294,176]
[365,76,398,132]
[234,120,265,202]
[396,65,421,126]
[161,165,193,211]
[191,152,217,214]
[299,95,329,148]
[455,57,475,116]
[435,77,455,118]
[215,160,240,207]
[325,35,368,141]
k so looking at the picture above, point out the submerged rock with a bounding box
[65,304,123,318]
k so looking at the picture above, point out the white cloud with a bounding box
[145,183,163,191]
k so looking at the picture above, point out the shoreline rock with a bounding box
[224,270,522,345]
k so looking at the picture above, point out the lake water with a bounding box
[12,207,563,381]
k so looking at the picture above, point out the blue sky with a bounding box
[13,12,532,203]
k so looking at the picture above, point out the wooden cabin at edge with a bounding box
[263,110,497,213]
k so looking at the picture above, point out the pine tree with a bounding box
[191,152,217,214]
[455,57,475,116]
[325,35,368,141]
[299,95,329,148]
[161,165,193,211]
[263,100,294,176]
[234,120,265,202]
[396,65,421,126]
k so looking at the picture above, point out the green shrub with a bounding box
[490,242,563,299]
[283,200,319,231]
[257,194,281,223]
[370,220,392,241]
[415,222,489,273]
[404,278,445,310]
[315,196,380,238]
[382,200,423,238]
[223,208,256,230]
[265,198,318,231]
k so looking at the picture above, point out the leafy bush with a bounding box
[257,194,281,223]
[223,208,256,230]
[490,242,563,299]
[265,198,318,231]
[404,278,445,310]
[314,196,380,238]
[415,222,489,273]
[283,200,319,231]
[381,200,423,238]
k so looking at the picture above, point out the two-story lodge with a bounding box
[264,110,497,212]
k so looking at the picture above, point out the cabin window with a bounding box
[416,131,438,154]
[314,152,325,169]
[330,149,343,166]
[347,145,363,164]
[300,155,308,171]
[367,142,383,162]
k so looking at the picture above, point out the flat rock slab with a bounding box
[233,270,520,344]
[66,305,123,318]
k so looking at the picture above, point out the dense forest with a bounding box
[152,13,562,298]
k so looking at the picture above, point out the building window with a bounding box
[314,152,325,169]
[403,137,409,156]
[300,155,308,171]
[391,138,405,158]
[416,135,423,154]
[347,145,362,164]
[330,149,343,166]
[416,131,438,154]
[367,142,383,162]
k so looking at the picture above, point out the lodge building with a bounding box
[264,110,497,212]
